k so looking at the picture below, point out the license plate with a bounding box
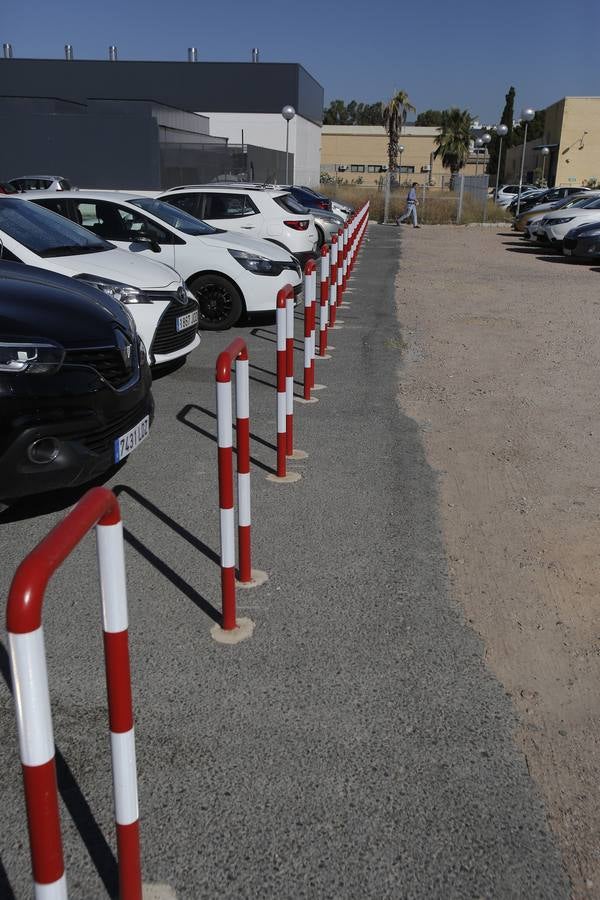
[564,248,572,256]
[114,416,150,463]
[176,310,199,332]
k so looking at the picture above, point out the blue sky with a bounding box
[2,0,599,122]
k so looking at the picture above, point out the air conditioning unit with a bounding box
[380,165,388,172]
[421,165,431,172]
[337,164,347,172]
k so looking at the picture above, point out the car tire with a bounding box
[315,226,325,248]
[188,274,243,330]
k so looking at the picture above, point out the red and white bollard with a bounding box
[215,339,261,640]
[285,286,295,455]
[329,235,338,327]
[6,487,142,900]
[336,227,344,308]
[269,285,302,483]
[319,244,330,356]
[342,220,349,293]
[303,259,316,400]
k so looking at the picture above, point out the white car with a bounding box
[539,195,600,246]
[495,184,542,207]
[0,196,200,366]
[159,185,319,268]
[27,191,303,330]
[8,175,72,192]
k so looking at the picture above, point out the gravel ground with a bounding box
[397,223,600,898]
[0,225,567,898]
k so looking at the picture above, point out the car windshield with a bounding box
[129,198,217,235]
[573,196,600,209]
[0,197,112,257]
[275,193,309,215]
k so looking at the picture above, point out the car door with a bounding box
[201,192,262,236]
[71,200,176,267]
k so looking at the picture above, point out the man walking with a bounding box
[396,182,421,227]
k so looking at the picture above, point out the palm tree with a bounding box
[434,108,474,185]
[382,90,415,177]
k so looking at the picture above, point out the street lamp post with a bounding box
[281,105,296,184]
[481,132,491,176]
[398,144,405,180]
[475,138,483,176]
[494,123,508,200]
[540,146,550,186]
[516,107,535,216]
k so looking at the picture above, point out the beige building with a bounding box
[320,124,487,186]
[504,97,600,188]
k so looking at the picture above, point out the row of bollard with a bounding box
[5,201,370,900]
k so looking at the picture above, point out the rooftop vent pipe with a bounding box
[3,43,13,59]
[64,44,73,60]
[251,48,259,62]
[108,45,118,61]
[188,47,197,62]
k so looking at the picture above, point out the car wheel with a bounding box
[316,226,325,248]
[188,275,243,330]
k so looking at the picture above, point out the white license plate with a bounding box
[563,248,572,256]
[114,415,150,463]
[176,310,199,332]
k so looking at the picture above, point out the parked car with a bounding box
[0,261,153,504]
[495,184,541,207]
[27,190,303,330]
[272,191,343,247]
[539,195,600,246]
[0,182,18,195]
[507,188,548,215]
[8,175,72,192]
[296,185,354,220]
[563,220,600,259]
[280,185,332,213]
[514,185,590,217]
[515,192,598,233]
[0,196,200,365]
[159,185,319,267]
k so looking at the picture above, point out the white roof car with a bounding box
[26,191,303,330]
[539,195,600,245]
[158,185,319,267]
[495,184,542,207]
[8,175,72,192]
[0,196,200,366]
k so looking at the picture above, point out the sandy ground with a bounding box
[396,225,600,899]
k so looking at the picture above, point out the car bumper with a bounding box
[564,238,600,258]
[294,250,318,269]
[0,372,153,503]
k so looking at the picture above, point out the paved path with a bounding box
[0,225,567,898]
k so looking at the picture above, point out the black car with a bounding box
[281,185,333,213]
[509,186,588,216]
[0,262,153,503]
[563,220,600,259]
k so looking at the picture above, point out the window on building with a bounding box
[367,165,381,173]
[350,164,365,173]
[399,165,415,174]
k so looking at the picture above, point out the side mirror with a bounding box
[131,232,161,253]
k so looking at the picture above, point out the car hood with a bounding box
[49,246,182,290]
[196,229,296,261]
[545,208,600,222]
[0,261,133,344]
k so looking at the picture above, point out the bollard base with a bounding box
[236,569,269,589]
[296,396,318,405]
[143,886,178,900]
[287,449,308,460]
[211,617,255,644]
[266,471,302,483]
[311,383,327,391]
[316,353,333,360]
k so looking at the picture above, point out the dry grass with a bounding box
[320,184,511,226]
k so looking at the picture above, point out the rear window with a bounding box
[274,194,307,215]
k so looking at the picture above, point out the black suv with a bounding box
[0,262,153,503]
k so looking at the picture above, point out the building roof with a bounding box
[321,125,440,136]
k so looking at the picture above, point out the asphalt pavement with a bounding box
[0,224,568,898]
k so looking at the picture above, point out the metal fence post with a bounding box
[456,175,465,224]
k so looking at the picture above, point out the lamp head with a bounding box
[521,108,535,122]
[541,146,550,157]
[398,144,405,153]
[496,124,508,137]
[281,105,296,121]
[482,132,491,145]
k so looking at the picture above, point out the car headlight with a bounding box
[228,249,282,276]
[550,217,575,226]
[75,274,153,303]
[0,340,64,374]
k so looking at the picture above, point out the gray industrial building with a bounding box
[0,57,324,188]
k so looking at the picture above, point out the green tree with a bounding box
[323,100,352,125]
[487,86,515,182]
[415,109,444,126]
[382,90,415,176]
[433,107,474,183]
[323,99,384,125]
